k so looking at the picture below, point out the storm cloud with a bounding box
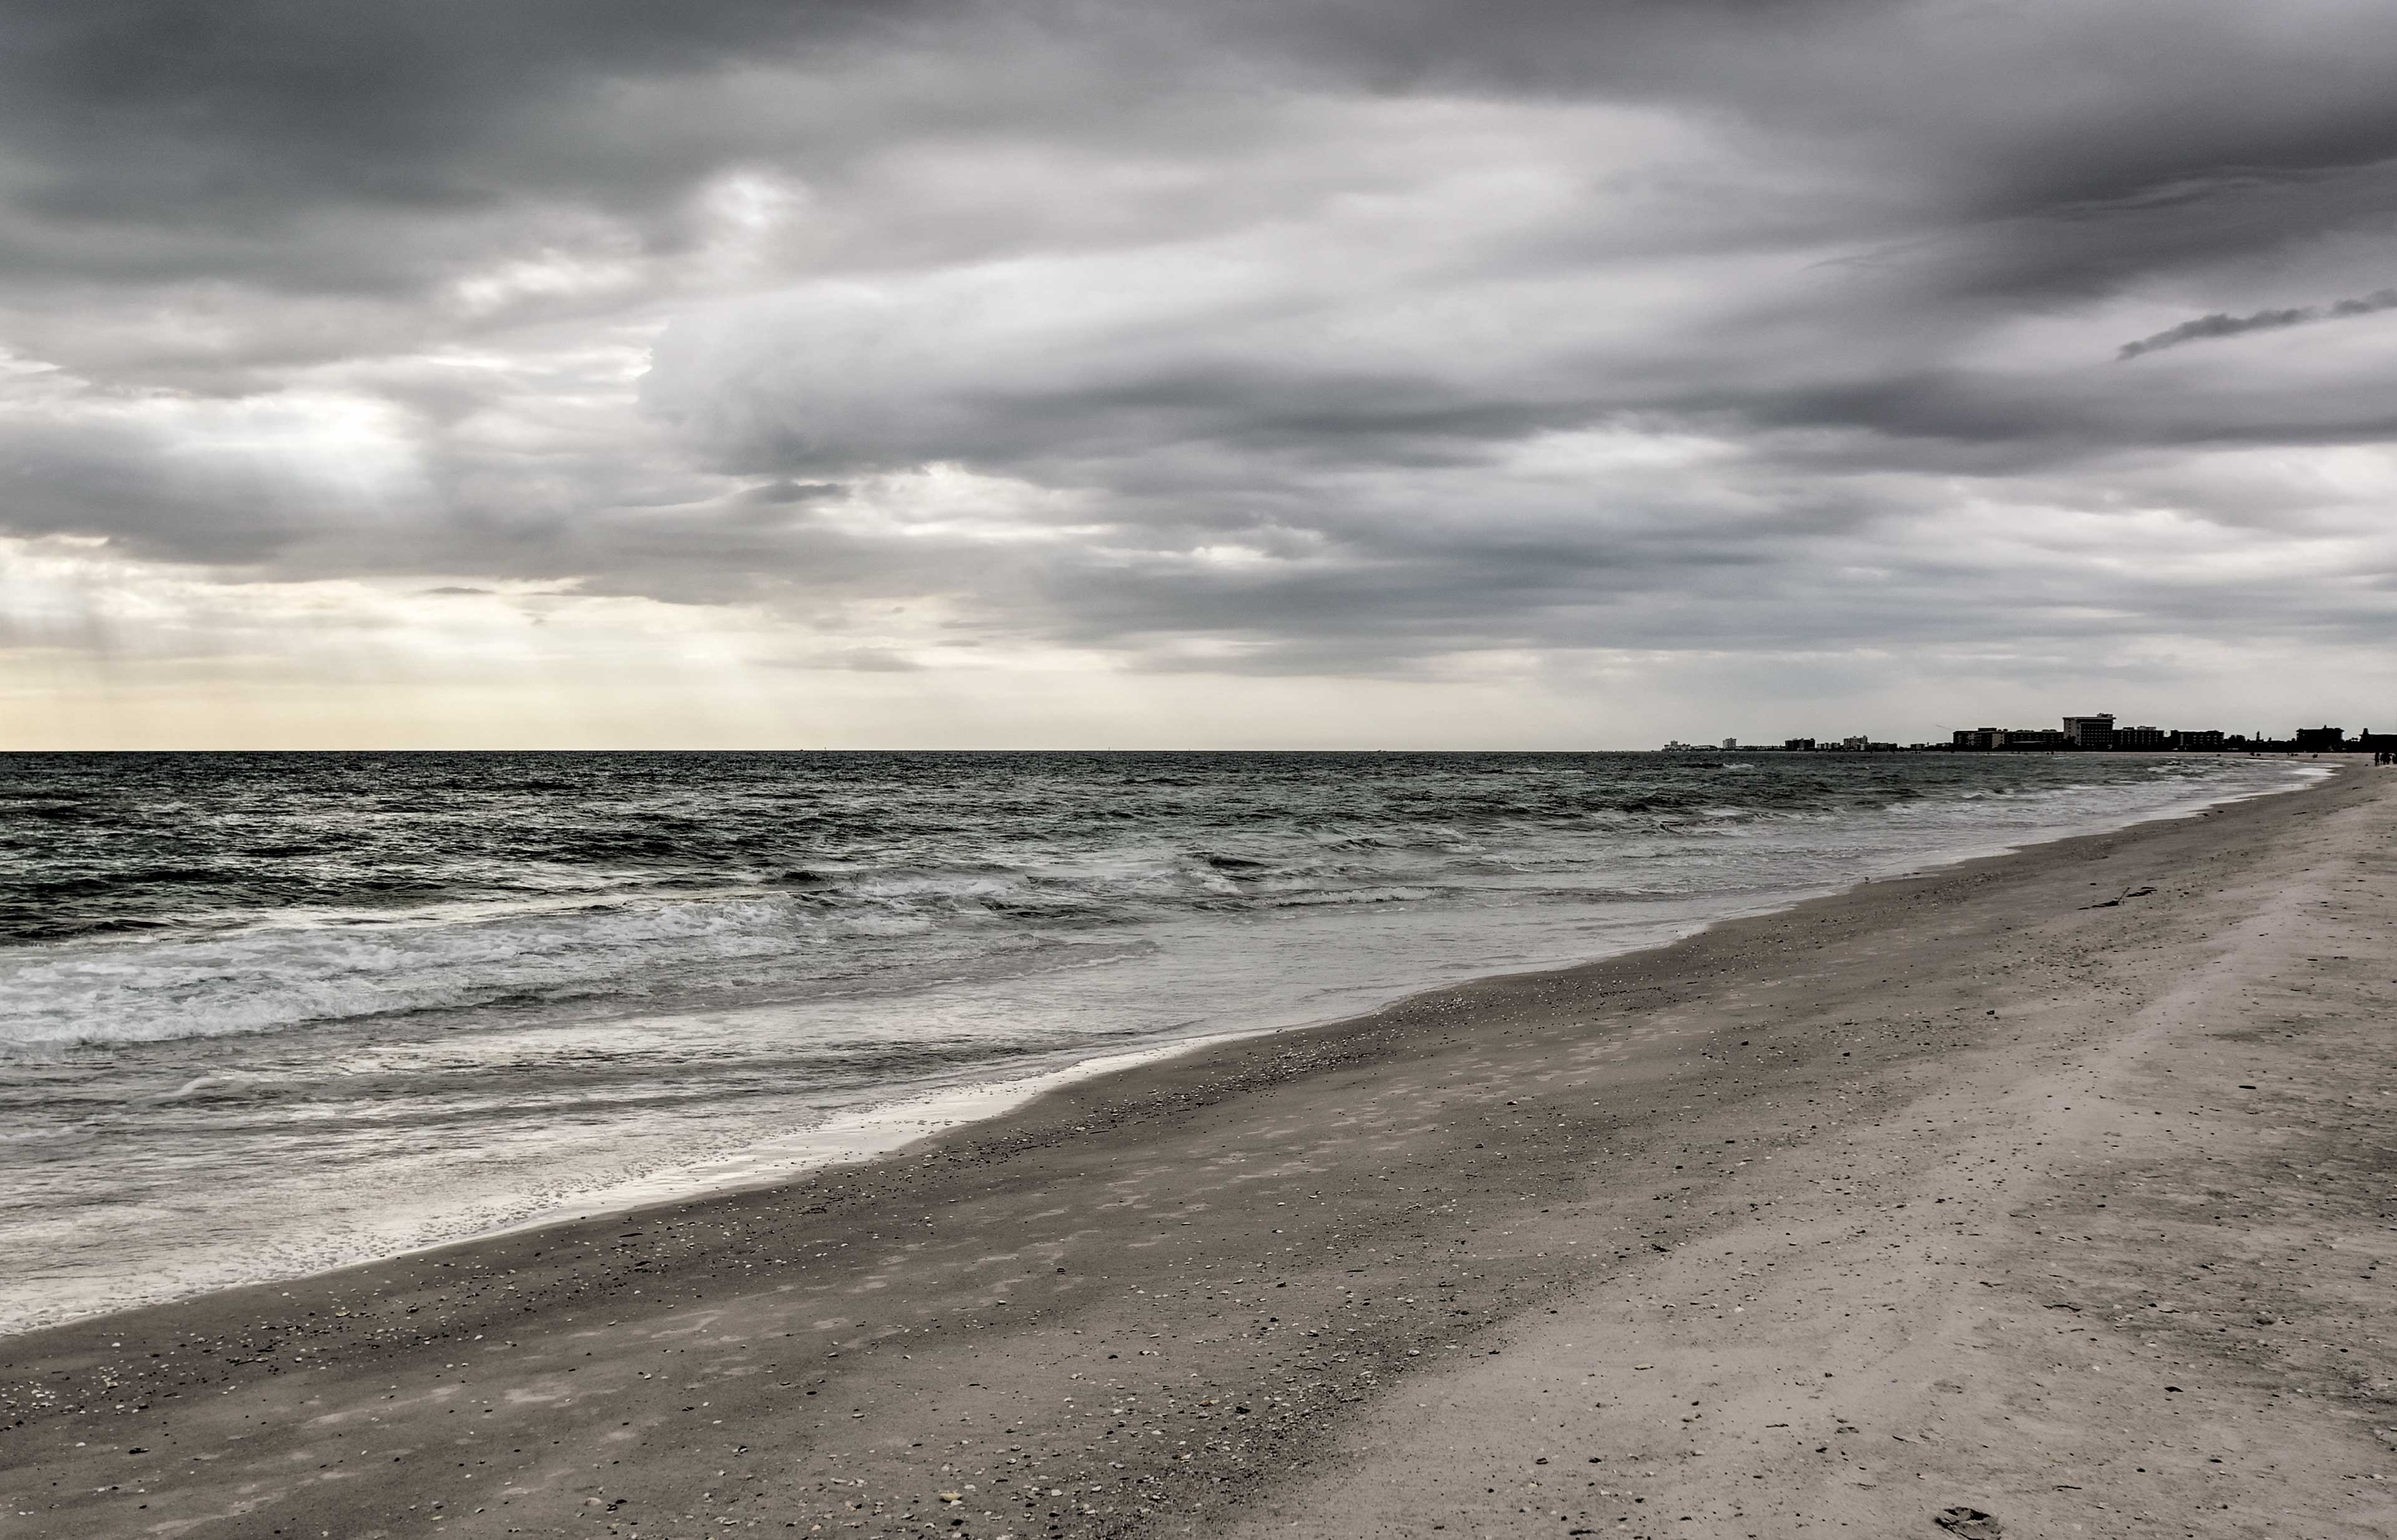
[3,0,2396,743]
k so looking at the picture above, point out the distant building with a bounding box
[1722,738,1738,750]
[2293,726,2346,750]
[1785,737,1816,751]
[2061,713,2115,749]
[1953,727,2069,750]
[2115,725,2169,750]
[2176,729,2225,750]
[1840,735,1869,751]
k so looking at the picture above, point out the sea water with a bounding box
[0,750,2319,1332]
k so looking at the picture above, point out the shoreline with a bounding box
[0,757,2330,1339]
[4,762,2390,1539]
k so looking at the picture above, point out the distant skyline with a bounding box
[5,2,2397,749]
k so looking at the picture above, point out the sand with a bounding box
[4,764,2391,1539]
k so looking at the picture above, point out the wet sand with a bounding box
[4,764,2391,1539]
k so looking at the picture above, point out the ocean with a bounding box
[0,749,2318,1333]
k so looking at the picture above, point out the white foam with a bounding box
[0,1032,1249,1336]
[483,1035,1248,1235]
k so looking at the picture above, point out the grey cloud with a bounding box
[2119,287,2397,359]
[10,2,2396,300]
[740,480,843,505]
[0,409,406,565]
[0,2,893,226]
[4,0,2397,688]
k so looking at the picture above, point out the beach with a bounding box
[4,762,2390,1538]
[7,750,2297,1338]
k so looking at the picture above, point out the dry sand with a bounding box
[4,764,2392,1539]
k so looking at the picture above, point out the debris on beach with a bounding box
[1934,1506,2001,1539]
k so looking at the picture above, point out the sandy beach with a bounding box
[4,763,2390,1540]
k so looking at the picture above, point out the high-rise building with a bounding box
[2061,714,2115,749]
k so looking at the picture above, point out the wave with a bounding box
[0,896,799,1049]
[0,853,1493,1050]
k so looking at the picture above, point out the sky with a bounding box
[4,0,2396,749]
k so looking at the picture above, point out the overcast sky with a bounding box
[4,0,2395,748]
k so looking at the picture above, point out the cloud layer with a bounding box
[4,0,2396,743]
